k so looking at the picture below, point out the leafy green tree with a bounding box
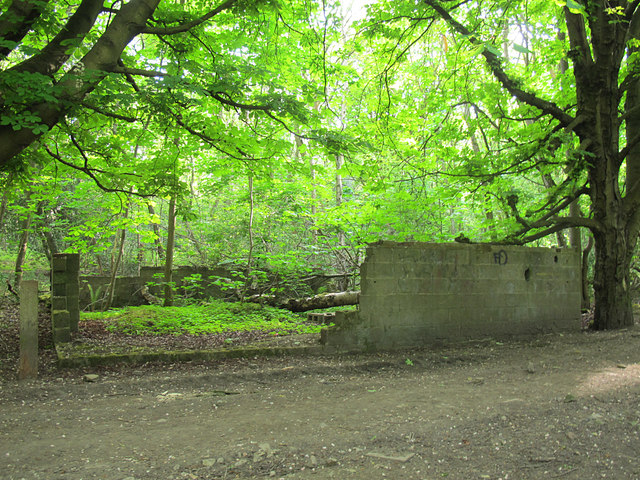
[0,0,316,177]
[352,0,640,330]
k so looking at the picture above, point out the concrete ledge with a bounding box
[56,343,338,369]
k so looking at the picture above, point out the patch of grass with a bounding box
[80,300,323,336]
[81,308,128,321]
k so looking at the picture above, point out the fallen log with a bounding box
[247,291,360,312]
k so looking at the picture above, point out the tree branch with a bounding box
[81,103,138,122]
[0,0,163,169]
[564,6,594,70]
[513,216,602,244]
[9,0,104,75]
[44,145,154,196]
[111,65,168,77]
[143,0,236,35]
[0,0,51,60]
[209,92,271,112]
[423,0,576,128]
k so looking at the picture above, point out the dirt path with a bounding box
[1,327,640,480]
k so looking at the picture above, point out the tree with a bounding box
[352,0,640,330]
[0,0,314,177]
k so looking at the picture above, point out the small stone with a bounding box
[526,362,536,374]
[365,452,415,463]
[310,455,318,467]
[217,457,225,464]
[269,471,276,477]
[234,459,248,468]
[258,442,272,456]
[202,458,216,467]
[83,374,99,382]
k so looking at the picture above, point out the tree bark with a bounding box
[14,210,32,291]
[147,202,164,264]
[163,197,177,307]
[247,291,360,312]
[581,234,593,311]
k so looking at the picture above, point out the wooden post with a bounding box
[18,280,38,380]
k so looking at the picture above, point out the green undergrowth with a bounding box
[80,300,324,336]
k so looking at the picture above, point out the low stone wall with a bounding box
[323,242,581,350]
[80,266,230,309]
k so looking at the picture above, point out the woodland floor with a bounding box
[1,299,640,479]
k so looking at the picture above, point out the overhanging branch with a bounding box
[0,0,50,60]
[513,216,602,244]
[81,102,138,122]
[143,0,236,35]
[423,0,576,128]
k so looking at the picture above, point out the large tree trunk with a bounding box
[591,226,635,329]
[566,5,635,330]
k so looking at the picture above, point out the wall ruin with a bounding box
[323,242,582,350]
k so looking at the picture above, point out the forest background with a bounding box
[1,0,640,330]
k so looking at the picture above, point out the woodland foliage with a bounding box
[1,0,640,329]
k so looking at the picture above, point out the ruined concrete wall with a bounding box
[324,242,581,350]
[79,266,229,309]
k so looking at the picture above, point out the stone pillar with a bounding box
[51,253,80,344]
[18,280,38,380]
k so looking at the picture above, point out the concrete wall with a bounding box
[51,253,80,343]
[324,242,581,350]
[79,266,230,309]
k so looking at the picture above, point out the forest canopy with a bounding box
[1,0,640,330]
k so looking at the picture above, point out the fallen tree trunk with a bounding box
[247,291,360,312]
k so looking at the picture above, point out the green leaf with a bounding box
[565,0,586,14]
[513,43,532,55]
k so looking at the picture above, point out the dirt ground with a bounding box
[1,313,639,480]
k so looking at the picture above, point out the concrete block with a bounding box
[67,295,80,332]
[53,327,71,344]
[52,309,70,330]
[51,282,66,296]
[66,281,79,296]
[51,296,67,311]
[65,253,80,272]
[52,254,67,272]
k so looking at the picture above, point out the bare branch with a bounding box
[423,0,576,128]
[81,103,138,122]
[44,145,155,197]
[143,0,236,35]
[210,92,272,112]
[112,65,167,77]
